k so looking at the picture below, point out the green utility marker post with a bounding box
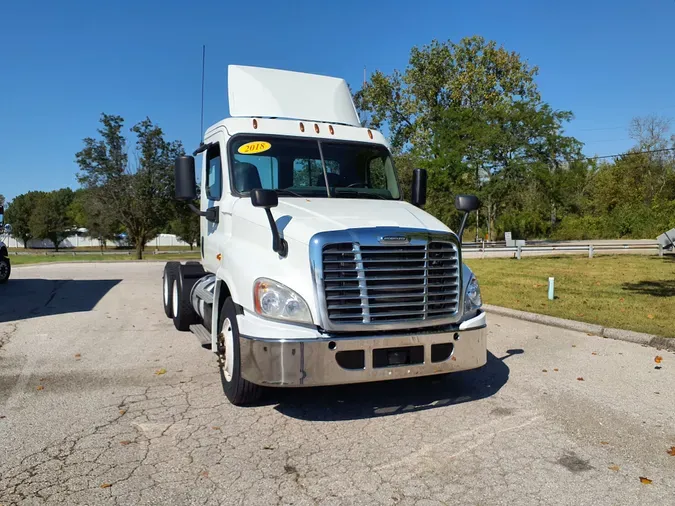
[548,277,555,300]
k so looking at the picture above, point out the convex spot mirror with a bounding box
[455,194,479,213]
[251,189,278,208]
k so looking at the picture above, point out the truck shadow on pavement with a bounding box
[0,278,121,323]
[272,349,521,421]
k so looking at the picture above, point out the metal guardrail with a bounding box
[462,242,666,259]
[8,243,667,259]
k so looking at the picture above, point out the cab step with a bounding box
[189,324,211,348]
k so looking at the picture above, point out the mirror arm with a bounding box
[192,142,213,156]
[187,203,219,223]
[263,208,288,257]
[458,212,470,242]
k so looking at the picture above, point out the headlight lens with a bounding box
[465,276,482,311]
[253,278,312,324]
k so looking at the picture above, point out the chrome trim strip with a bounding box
[309,227,463,332]
[353,243,370,323]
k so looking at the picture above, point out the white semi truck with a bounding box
[161,65,487,405]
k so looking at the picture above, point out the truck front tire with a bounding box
[0,256,10,284]
[218,298,262,405]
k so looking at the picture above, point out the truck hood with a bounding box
[233,198,452,244]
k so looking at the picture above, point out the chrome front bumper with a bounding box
[239,312,487,387]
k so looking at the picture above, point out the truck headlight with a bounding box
[253,278,312,324]
[464,276,482,312]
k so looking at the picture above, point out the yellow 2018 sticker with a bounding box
[238,141,271,154]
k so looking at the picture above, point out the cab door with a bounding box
[201,139,224,273]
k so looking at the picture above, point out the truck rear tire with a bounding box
[172,265,198,331]
[162,262,180,318]
[0,256,10,284]
[218,298,262,406]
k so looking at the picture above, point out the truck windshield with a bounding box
[229,136,401,200]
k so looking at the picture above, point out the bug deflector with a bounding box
[227,65,361,127]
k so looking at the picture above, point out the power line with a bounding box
[577,125,627,132]
[585,137,631,143]
[585,147,675,161]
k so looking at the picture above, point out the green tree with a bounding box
[355,36,541,153]
[68,188,120,251]
[552,115,675,240]
[4,191,40,248]
[29,188,75,251]
[169,205,200,250]
[76,114,184,259]
[0,194,5,227]
[356,36,586,240]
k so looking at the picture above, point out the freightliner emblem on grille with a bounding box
[378,235,409,244]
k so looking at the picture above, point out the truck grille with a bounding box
[321,240,460,326]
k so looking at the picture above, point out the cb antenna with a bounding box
[199,44,206,146]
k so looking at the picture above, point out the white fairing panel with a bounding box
[228,65,361,127]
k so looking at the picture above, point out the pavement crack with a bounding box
[0,322,18,350]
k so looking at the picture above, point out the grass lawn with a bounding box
[466,255,675,338]
[10,252,201,265]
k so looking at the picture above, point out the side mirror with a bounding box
[4,224,12,234]
[411,168,427,207]
[175,156,197,201]
[250,189,287,257]
[251,189,279,209]
[175,155,219,223]
[455,194,480,241]
[455,194,479,213]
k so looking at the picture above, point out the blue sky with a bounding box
[1,0,674,203]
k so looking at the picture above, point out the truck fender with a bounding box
[210,275,244,352]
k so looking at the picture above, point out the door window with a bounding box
[205,144,222,200]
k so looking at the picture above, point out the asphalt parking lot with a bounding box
[1,262,674,505]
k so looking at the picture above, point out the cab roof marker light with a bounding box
[314,124,320,134]
[252,118,258,129]
[367,129,373,139]
[299,122,305,132]
[329,125,334,135]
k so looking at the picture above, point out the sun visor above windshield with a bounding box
[228,65,361,127]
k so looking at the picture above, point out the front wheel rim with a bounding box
[220,318,235,382]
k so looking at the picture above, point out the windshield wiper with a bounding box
[333,188,388,200]
[274,188,305,198]
[317,140,331,198]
